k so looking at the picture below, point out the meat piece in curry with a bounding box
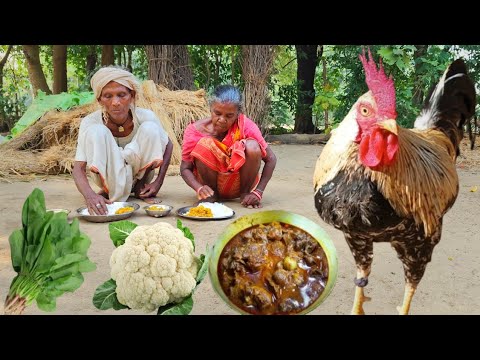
[218,221,329,315]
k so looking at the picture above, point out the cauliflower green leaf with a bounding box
[177,219,195,250]
[196,245,211,285]
[157,294,193,315]
[93,279,129,310]
[109,220,138,247]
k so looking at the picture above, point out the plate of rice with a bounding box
[76,201,140,223]
[176,202,235,221]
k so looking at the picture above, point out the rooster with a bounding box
[313,50,476,315]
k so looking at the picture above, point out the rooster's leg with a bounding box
[346,235,373,315]
[391,226,441,315]
[397,283,417,315]
[351,268,371,315]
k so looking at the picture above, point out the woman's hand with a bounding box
[73,161,112,215]
[197,185,215,200]
[240,192,262,209]
[138,182,161,199]
[85,193,112,215]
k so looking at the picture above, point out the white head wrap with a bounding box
[90,67,141,100]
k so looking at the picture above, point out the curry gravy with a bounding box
[218,221,329,315]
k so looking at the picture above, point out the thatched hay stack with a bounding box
[0,148,42,182]
[154,83,210,143]
[0,81,209,182]
[138,81,210,166]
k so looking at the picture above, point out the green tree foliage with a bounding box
[0,45,147,133]
[67,45,147,91]
[313,46,341,132]
[2,44,480,135]
[378,45,453,127]
[67,45,100,90]
[329,45,456,129]
[188,45,243,92]
[268,45,297,133]
[1,46,31,131]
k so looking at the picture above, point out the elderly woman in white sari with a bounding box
[73,66,173,215]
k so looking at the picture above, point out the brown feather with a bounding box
[336,128,458,237]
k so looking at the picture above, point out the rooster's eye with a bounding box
[360,106,370,117]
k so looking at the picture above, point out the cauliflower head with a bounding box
[110,222,199,313]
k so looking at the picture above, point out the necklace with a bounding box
[116,116,130,133]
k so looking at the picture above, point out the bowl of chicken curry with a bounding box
[209,210,338,315]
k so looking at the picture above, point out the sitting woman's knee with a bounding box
[245,139,261,156]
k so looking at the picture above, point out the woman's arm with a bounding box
[180,160,214,199]
[240,146,277,207]
[255,146,277,192]
[152,138,173,188]
[137,138,173,198]
[72,161,111,215]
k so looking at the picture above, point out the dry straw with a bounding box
[0,81,209,182]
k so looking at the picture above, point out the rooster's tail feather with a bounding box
[414,59,476,156]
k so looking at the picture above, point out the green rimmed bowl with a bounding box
[209,210,338,315]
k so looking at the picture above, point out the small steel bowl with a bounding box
[144,204,173,218]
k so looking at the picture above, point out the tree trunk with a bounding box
[0,45,13,130]
[53,45,67,94]
[203,46,211,89]
[126,46,133,72]
[6,61,21,130]
[322,57,328,129]
[145,45,195,90]
[0,45,13,88]
[413,45,428,109]
[231,45,235,85]
[214,47,220,85]
[101,45,115,66]
[294,45,321,134]
[116,46,123,66]
[241,45,277,134]
[86,45,97,76]
[22,45,52,96]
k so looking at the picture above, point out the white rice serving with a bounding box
[197,202,233,217]
[81,202,133,216]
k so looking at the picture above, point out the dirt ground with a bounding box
[0,144,479,315]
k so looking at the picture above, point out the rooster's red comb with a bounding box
[359,48,397,119]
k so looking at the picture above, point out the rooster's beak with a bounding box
[378,119,398,135]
